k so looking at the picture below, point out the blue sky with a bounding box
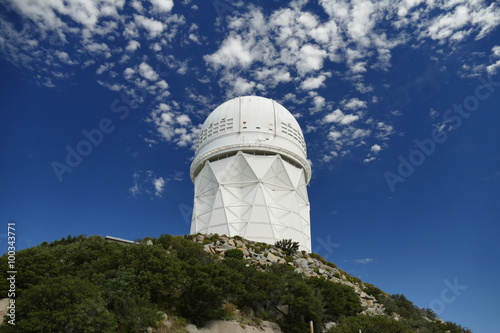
[1,0,500,331]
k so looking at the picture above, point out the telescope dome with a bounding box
[190,96,310,182]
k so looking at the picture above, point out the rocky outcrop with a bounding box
[186,320,282,333]
[191,234,385,316]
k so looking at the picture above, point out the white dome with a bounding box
[190,96,311,182]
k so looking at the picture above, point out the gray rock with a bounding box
[219,243,236,250]
[196,320,282,333]
[186,324,200,333]
[294,258,309,270]
[267,253,279,263]
[258,257,268,266]
[238,247,250,257]
[195,234,205,242]
[324,322,336,332]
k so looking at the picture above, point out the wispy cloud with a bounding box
[354,258,374,264]
[1,0,499,165]
[129,170,183,198]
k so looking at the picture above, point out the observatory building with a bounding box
[190,96,312,252]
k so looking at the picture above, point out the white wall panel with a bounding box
[191,152,311,252]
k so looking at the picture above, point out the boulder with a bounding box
[197,320,282,333]
[186,324,200,333]
[294,258,309,270]
[267,253,279,263]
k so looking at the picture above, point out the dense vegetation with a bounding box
[0,235,471,333]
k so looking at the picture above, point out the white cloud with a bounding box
[96,63,114,75]
[204,36,254,69]
[138,62,159,81]
[7,0,123,31]
[371,144,382,153]
[134,15,165,38]
[376,122,394,140]
[153,177,165,197]
[301,75,326,90]
[129,170,182,198]
[126,40,140,52]
[352,128,371,139]
[486,60,500,75]
[157,80,169,89]
[493,46,500,57]
[343,98,367,110]
[296,44,327,75]
[328,131,342,140]
[148,103,200,147]
[176,114,191,126]
[340,114,360,125]
[232,77,256,95]
[124,67,135,80]
[310,95,326,112]
[347,0,376,47]
[324,109,344,123]
[85,42,110,54]
[354,258,374,264]
[2,0,499,169]
[149,0,174,13]
[323,109,360,125]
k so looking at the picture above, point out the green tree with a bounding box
[103,267,161,332]
[278,277,324,333]
[177,262,226,326]
[6,275,116,333]
[329,315,413,333]
[309,278,363,321]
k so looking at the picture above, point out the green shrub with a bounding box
[6,275,117,333]
[329,314,413,333]
[363,283,385,301]
[275,239,299,255]
[308,278,362,321]
[309,252,337,268]
[225,249,244,260]
[0,234,472,333]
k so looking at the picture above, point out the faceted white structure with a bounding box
[190,96,312,252]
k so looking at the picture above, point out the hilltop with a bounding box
[0,234,471,333]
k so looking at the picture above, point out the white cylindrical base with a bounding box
[191,151,311,252]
